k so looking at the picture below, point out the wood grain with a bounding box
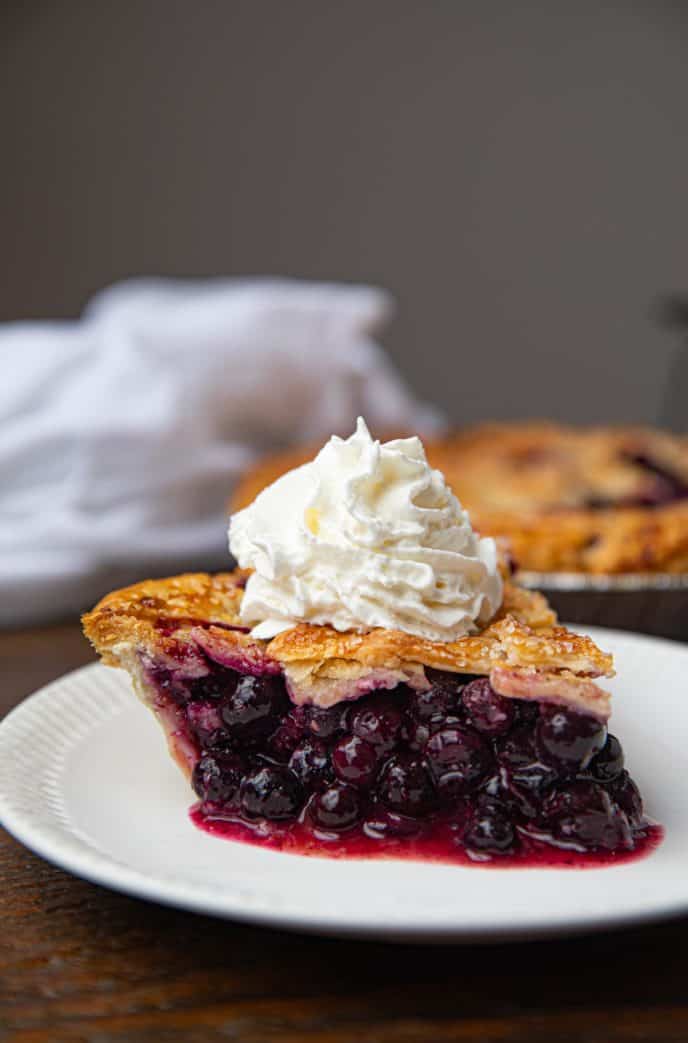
[1,624,687,1043]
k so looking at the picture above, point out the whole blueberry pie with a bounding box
[84,421,659,866]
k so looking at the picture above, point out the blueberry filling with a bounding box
[148,661,650,859]
[240,765,304,820]
[585,451,688,510]
[623,451,688,505]
[309,783,361,832]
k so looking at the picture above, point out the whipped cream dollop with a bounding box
[229,418,503,641]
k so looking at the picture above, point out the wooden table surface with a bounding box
[2,623,687,1043]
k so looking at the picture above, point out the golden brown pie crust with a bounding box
[230,422,688,575]
[83,569,614,720]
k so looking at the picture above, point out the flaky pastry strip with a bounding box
[84,569,614,713]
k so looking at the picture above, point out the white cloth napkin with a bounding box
[2,278,442,624]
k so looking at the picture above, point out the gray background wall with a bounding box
[3,1,688,427]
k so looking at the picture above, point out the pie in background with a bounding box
[231,423,688,575]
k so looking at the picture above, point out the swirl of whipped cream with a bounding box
[229,418,503,641]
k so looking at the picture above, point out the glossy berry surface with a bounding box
[288,740,333,789]
[221,675,288,739]
[462,679,515,736]
[377,754,437,817]
[498,725,558,817]
[536,706,606,773]
[350,695,404,753]
[426,726,492,799]
[186,700,228,749]
[240,766,304,820]
[406,712,462,752]
[267,714,305,761]
[331,735,378,788]
[409,682,459,722]
[463,798,515,855]
[310,783,361,831]
[192,752,245,805]
[145,647,656,866]
[587,733,624,783]
[609,771,644,827]
[547,786,631,851]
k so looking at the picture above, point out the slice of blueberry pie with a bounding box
[83,420,660,865]
[82,569,657,866]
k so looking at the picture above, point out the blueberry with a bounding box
[462,678,515,736]
[186,700,228,749]
[541,780,607,821]
[536,706,606,773]
[332,735,378,788]
[498,726,557,817]
[350,695,403,753]
[192,752,245,805]
[507,761,557,818]
[221,675,289,739]
[189,668,238,702]
[587,733,624,783]
[548,785,631,851]
[409,676,461,721]
[608,771,644,827]
[288,740,334,790]
[499,725,538,768]
[405,712,462,751]
[304,704,348,740]
[463,798,515,855]
[425,726,493,800]
[240,766,304,820]
[310,783,361,831]
[268,713,307,761]
[376,754,437,817]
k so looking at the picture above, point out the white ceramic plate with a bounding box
[1,626,686,942]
